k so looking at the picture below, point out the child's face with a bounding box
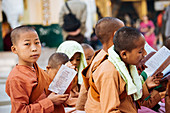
[70,52,81,70]
[84,48,95,65]
[11,31,41,67]
[46,65,61,80]
[122,35,147,66]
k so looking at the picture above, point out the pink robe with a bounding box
[140,20,156,48]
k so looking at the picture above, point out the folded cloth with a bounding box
[108,45,142,100]
[57,40,87,84]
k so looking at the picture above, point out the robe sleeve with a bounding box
[9,79,54,113]
[75,82,88,110]
[141,90,161,108]
[141,82,150,100]
[96,70,121,113]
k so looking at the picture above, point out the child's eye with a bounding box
[76,59,80,61]
[86,58,91,60]
[70,59,73,61]
[24,43,30,45]
[139,50,144,54]
[35,42,40,44]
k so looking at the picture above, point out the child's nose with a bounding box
[31,44,37,52]
[72,59,77,66]
[143,49,147,57]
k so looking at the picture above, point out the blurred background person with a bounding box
[2,11,12,51]
[140,15,157,50]
[123,13,134,27]
[163,5,170,41]
[2,21,12,51]
[59,0,87,43]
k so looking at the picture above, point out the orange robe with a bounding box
[76,50,101,110]
[33,63,66,113]
[82,50,150,113]
[65,75,79,107]
[5,64,54,113]
[141,90,161,108]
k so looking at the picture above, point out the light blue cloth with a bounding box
[108,45,142,100]
[56,41,87,84]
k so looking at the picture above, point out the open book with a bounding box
[48,64,77,94]
[144,46,170,79]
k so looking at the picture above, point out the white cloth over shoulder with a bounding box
[108,45,143,101]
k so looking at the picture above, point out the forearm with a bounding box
[141,90,161,108]
[75,82,88,110]
[141,82,150,100]
[11,98,54,113]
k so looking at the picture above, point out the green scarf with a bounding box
[108,45,142,100]
[57,40,87,84]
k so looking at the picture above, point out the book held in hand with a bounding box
[144,46,170,79]
[48,64,77,94]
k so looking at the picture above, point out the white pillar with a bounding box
[2,0,24,28]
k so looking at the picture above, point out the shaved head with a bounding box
[113,27,143,52]
[48,52,69,69]
[95,17,124,44]
[11,26,36,45]
[165,38,170,50]
[81,43,94,51]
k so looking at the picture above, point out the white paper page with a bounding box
[144,42,157,55]
[48,64,77,94]
[144,46,170,76]
[64,107,86,113]
[161,65,170,80]
[162,65,170,75]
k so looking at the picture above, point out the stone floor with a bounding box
[0,47,56,113]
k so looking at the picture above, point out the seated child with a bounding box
[76,17,125,111]
[164,37,170,112]
[5,26,69,113]
[46,52,74,113]
[137,38,169,112]
[57,40,87,107]
[46,52,70,81]
[81,43,95,65]
[84,27,161,113]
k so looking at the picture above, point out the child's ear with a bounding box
[113,31,116,36]
[120,50,127,59]
[11,45,17,54]
[46,65,51,71]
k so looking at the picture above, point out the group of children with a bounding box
[5,17,169,113]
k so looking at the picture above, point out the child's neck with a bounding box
[18,62,34,68]
[125,64,132,78]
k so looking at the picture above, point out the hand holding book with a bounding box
[144,46,170,79]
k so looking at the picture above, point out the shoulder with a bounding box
[82,49,106,78]
[140,21,144,25]
[7,65,37,84]
[90,49,108,69]
[93,59,121,80]
[93,59,126,90]
[90,50,119,78]
[148,20,154,24]
[95,59,117,75]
